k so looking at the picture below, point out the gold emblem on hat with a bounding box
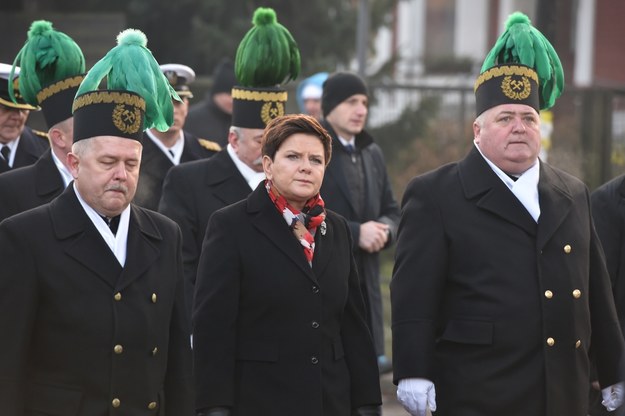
[261,101,285,125]
[501,75,531,101]
[112,104,142,134]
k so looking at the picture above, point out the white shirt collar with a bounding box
[145,129,185,165]
[226,143,265,190]
[73,183,131,266]
[474,142,541,222]
[50,150,73,187]
[337,135,355,148]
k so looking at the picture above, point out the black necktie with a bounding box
[168,149,175,158]
[101,215,121,235]
[0,145,10,164]
[345,144,356,163]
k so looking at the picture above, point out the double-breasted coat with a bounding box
[133,131,219,211]
[0,149,64,221]
[158,149,251,317]
[319,123,400,356]
[391,147,624,416]
[193,185,382,415]
[0,186,193,415]
[0,126,49,173]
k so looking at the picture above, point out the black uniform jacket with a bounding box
[158,149,251,317]
[0,186,193,415]
[0,126,49,173]
[391,147,624,416]
[0,149,64,222]
[591,174,625,338]
[134,131,219,210]
[193,185,382,415]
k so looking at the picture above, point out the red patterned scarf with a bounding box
[266,180,326,266]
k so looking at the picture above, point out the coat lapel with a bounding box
[460,147,537,236]
[116,205,161,290]
[536,163,573,249]
[206,151,251,206]
[311,218,332,277]
[35,150,65,199]
[51,187,122,288]
[248,186,318,282]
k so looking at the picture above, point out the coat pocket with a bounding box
[440,319,494,345]
[25,381,83,415]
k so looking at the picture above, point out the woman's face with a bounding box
[263,133,326,210]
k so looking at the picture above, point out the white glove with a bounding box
[397,378,436,416]
[602,382,625,412]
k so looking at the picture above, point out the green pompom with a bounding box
[77,28,179,132]
[9,19,85,106]
[235,7,300,88]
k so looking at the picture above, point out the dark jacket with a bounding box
[134,131,219,211]
[591,174,625,338]
[158,149,251,318]
[0,126,49,173]
[0,149,64,221]
[193,184,382,415]
[391,147,624,416]
[320,122,400,355]
[0,186,193,415]
[185,97,231,147]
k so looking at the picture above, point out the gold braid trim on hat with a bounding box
[72,91,146,113]
[474,65,538,92]
[37,75,85,104]
[232,87,287,102]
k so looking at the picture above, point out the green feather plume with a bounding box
[481,12,564,109]
[235,7,301,88]
[76,29,180,132]
[9,20,85,106]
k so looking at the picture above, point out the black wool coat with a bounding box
[158,149,252,318]
[0,149,64,222]
[193,185,382,415]
[0,186,193,415]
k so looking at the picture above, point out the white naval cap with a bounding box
[160,63,196,98]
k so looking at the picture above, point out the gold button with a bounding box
[563,244,572,254]
[544,290,553,299]
[575,340,582,349]
[114,292,122,301]
[547,337,555,346]
[572,289,581,299]
[152,347,158,356]
[114,344,123,354]
[148,401,157,410]
[151,293,157,303]
[112,398,121,408]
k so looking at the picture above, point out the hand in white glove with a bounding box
[602,382,625,412]
[397,378,436,416]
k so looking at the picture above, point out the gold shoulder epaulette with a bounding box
[32,129,49,140]
[198,138,222,152]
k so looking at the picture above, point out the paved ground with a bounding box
[380,372,405,416]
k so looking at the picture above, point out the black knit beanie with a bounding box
[322,72,368,117]
[211,58,236,95]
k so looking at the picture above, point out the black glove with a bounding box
[197,407,231,416]
[352,405,382,416]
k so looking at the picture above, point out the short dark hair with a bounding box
[262,114,332,165]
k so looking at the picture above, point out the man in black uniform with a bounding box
[0,29,193,415]
[0,20,85,221]
[0,63,48,174]
[134,63,221,210]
